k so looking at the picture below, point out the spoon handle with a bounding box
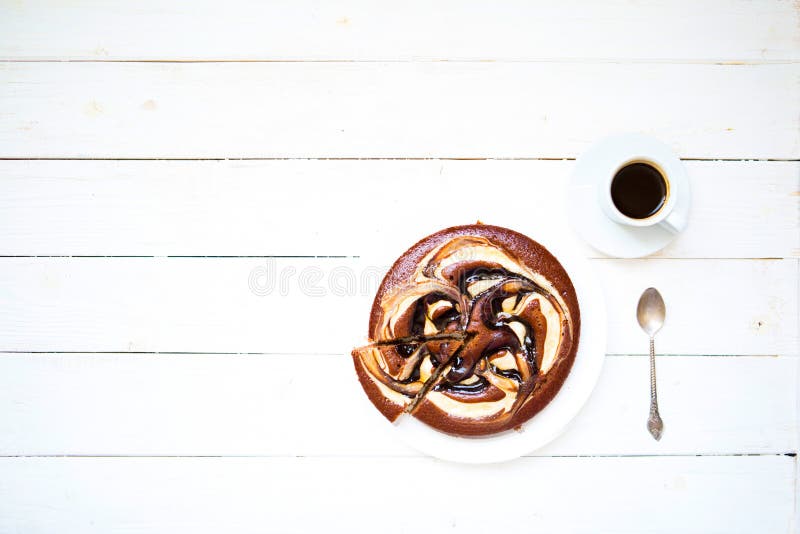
[648,337,664,440]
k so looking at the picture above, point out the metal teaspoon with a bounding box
[637,288,665,440]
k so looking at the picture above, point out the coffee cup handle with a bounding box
[660,210,685,234]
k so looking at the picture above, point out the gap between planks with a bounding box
[0,352,784,357]
[0,157,798,162]
[0,452,794,459]
[1,59,799,65]
[0,256,785,260]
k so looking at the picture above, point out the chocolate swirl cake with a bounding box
[352,224,580,436]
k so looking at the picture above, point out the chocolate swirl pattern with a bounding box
[352,225,580,436]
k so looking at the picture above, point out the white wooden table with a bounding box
[1,2,798,532]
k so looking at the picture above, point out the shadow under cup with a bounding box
[610,162,669,220]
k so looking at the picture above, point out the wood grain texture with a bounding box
[1,0,798,62]
[0,353,793,457]
[1,62,797,159]
[0,159,797,259]
[0,1,798,530]
[0,455,794,534]
[0,257,795,355]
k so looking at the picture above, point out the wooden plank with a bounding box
[0,257,794,355]
[0,159,796,259]
[0,353,793,457]
[596,258,799,356]
[0,62,797,159]
[1,0,798,61]
[0,455,793,533]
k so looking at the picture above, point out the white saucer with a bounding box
[568,133,691,258]
[389,235,607,464]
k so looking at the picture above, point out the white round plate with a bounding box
[569,133,691,258]
[378,233,608,464]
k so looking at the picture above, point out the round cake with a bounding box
[352,224,581,436]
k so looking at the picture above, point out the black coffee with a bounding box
[610,163,667,219]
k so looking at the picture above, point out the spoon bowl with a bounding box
[637,288,666,337]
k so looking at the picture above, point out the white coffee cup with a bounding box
[597,145,687,234]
